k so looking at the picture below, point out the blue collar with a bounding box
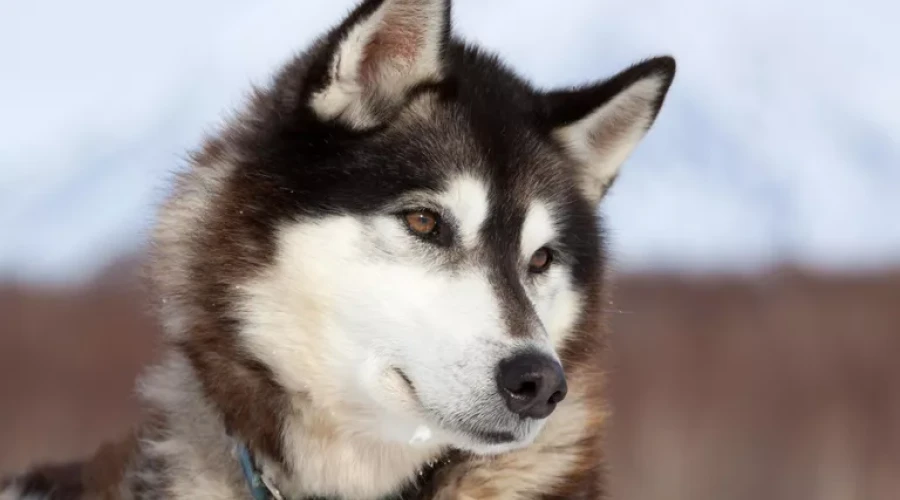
[235,441,390,500]
[235,441,283,500]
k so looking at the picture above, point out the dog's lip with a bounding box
[390,368,519,445]
[453,423,517,444]
[392,367,422,405]
[393,367,414,390]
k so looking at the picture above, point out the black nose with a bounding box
[497,352,567,419]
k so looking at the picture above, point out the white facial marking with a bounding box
[536,277,583,347]
[520,201,583,348]
[437,175,490,249]
[520,201,557,259]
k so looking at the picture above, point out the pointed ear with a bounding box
[310,0,451,129]
[542,56,676,204]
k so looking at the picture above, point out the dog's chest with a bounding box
[269,426,453,500]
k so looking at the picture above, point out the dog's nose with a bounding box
[497,352,567,419]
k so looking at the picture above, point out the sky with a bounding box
[1,0,898,284]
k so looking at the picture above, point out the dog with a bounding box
[1,0,675,497]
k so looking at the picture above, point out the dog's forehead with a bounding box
[386,97,573,202]
[436,175,490,248]
[359,98,576,253]
[237,86,581,259]
[434,174,559,252]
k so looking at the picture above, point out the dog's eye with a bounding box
[404,210,440,236]
[528,248,553,273]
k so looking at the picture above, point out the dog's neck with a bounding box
[262,394,448,498]
[233,438,458,500]
[139,353,450,499]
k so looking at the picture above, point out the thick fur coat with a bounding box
[2,0,675,498]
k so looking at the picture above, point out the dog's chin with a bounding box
[443,417,545,456]
[448,430,538,456]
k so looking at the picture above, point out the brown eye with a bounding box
[404,210,439,235]
[529,248,552,273]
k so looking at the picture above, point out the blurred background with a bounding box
[1,0,898,498]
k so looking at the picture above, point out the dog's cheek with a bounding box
[533,269,584,348]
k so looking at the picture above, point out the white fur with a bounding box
[311,0,446,128]
[437,175,490,249]
[239,214,537,442]
[409,425,433,444]
[554,75,668,203]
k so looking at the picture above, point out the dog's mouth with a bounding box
[452,422,517,444]
[390,367,523,448]
[393,367,415,392]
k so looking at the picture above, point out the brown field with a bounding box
[2,264,898,499]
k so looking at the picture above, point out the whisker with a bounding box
[602,308,634,315]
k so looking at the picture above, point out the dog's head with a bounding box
[152,0,674,457]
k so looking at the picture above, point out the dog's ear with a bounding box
[541,56,676,204]
[310,0,451,129]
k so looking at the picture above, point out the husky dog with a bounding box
[2,0,674,498]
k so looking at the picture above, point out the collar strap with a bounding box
[234,439,426,500]
[235,441,284,500]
